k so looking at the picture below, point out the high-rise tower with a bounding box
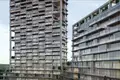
[10,0,68,80]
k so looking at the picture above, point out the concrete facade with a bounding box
[10,0,68,80]
[72,0,120,80]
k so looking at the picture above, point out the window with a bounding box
[98,44,107,52]
[91,47,98,53]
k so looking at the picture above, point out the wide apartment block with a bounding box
[10,0,68,80]
[72,0,120,80]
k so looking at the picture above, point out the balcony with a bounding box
[39,49,45,52]
[45,60,52,63]
[21,61,26,63]
[45,29,52,33]
[53,29,61,32]
[74,26,105,40]
[52,32,60,36]
[62,8,68,15]
[53,9,60,13]
[39,38,45,41]
[52,0,60,2]
[53,53,60,55]
[52,44,60,48]
[52,25,60,29]
[39,1,45,5]
[52,48,60,52]
[45,45,52,48]
[45,53,52,55]
[32,46,38,49]
[45,41,52,44]
[26,50,32,53]
[63,0,68,5]
[45,7,52,11]
[108,16,120,26]
[39,27,45,30]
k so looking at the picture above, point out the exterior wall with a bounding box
[72,0,120,80]
[10,0,68,80]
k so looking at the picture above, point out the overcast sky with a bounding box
[0,0,108,64]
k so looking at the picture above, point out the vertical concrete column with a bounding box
[108,0,112,8]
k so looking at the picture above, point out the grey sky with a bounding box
[0,0,107,64]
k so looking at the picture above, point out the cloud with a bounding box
[0,22,9,64]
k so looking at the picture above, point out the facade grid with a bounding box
[10,0,68,80]
[72,0,120,80]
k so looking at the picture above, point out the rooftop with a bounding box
[73,0,120,26]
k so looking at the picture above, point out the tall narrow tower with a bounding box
[10,0,68,80]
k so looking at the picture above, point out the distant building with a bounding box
[61,61,72,80]
[0,64,9,80]
[72,0,120,80]
[61,61,79,80]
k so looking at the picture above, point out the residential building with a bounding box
[72,0,120,80]
[10,0,68,80]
